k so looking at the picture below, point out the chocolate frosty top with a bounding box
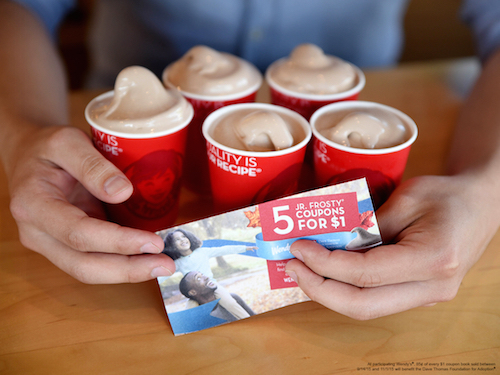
[87,66,193,135]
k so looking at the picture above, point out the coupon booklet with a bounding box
[156,178,382,335]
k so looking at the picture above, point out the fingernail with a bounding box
[140,242,162,254]
[104,175,130,196]
[151,266,173,278]
[291,250,304,262]
[285,270,298,283]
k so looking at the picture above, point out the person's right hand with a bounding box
[7,124,175,284]
[285,174,499,320]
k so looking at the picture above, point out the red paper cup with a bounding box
[163,68,262,195]
[202,103,312,212]
[85,91,193,232]
[265,59,365,120]
[310,101,418,209]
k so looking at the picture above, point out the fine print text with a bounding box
[356,361,497,372]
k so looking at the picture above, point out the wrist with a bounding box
[448,172,500,232]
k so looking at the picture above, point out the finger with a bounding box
[11,151,164,255]
[376,192,419,243]
[285,259,441,320]
[37,233,175,284]
[18,200,165,255]
[375,176,447,243]
[43,127,133,204]
[289,238,440,288]
[17,179,165,255]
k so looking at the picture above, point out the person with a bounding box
[123,149,183,220]
[163,229,256,277]
[163,228,257,319]
[179,271,255,322]
[0,0,499,321]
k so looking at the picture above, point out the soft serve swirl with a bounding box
[267,44,358,95]
[319,108,408,149]
[87,66,193,134]
[163,45,262,96]
[209,109,306,152]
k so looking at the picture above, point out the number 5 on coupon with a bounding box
[272,205,294,235]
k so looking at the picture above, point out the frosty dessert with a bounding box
[86,66,193,134]
[316,108,408,149]
[203,103,312,211]
[310,101,418,209]
[85,66,194,231]
[163,45,262,98]
[266,44,360,95]
[208,108,307,152]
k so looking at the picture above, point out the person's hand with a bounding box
[285,175,498,320]
[7,125,175,284]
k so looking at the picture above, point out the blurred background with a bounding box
[57,0,476,90]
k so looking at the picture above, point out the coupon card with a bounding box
[156,178,381,335]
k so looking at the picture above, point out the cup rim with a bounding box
[310,100,418,155]
[265,58,366,101]
[162,66,263,102]
[85,90,194,139]
[202,103,312,157]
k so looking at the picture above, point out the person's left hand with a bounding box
[6,125,174,284]
[285,175,498,320]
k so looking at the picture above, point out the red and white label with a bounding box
[259,192,360,242]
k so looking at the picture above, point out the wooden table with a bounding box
[1,59,499,374]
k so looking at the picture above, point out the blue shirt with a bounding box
[13,0,500,88]
[461,0,500,62]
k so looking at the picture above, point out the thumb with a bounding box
[45,127,133,203]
